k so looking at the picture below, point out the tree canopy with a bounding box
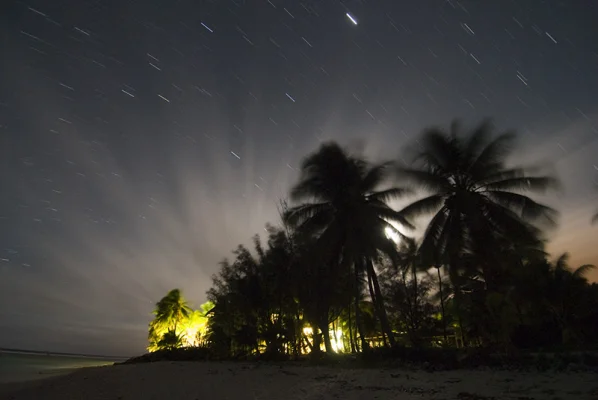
[146,120,598,358]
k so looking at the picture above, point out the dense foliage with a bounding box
[147,120,598,358]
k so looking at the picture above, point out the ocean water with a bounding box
[0,351,125,384]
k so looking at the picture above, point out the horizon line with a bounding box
[0,347,131,360]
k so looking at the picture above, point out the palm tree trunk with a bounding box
[312,327,322,354]
[320,319,333,354]
[367,272,387,347]
[368,270,388,347]
[302,330,313,353]
[367,259,396,347]
[347,305,356,353]
[447,258,467,347]
[412,263,419,323]
[437,267,448,343]
[354,261,369,353]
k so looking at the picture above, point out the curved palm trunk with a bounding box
[319,319,333,353]
[367,273,388,347]
[368,274,388,347]
[347,305,356,353]
[437,267,448,343]
[412,263,419,313]
[367,259,396,347]
[410,262,421,347]
[448,268,467,347]
[312,327,322,354]
[302,335,313,353]
[354,261,369,353]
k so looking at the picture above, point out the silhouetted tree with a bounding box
[395,120,560,347]
[513,253,595,346]
[379,250,438,347]
[144,120,598,360]
[285,142,413,350]
[396,119,558,289]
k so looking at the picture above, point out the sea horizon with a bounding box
[0,347,131,360]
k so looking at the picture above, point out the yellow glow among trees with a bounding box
[147,298,213,352]
[148,291,349,355]
[301,325,345,354]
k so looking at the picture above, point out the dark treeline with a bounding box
[147,120,598,361]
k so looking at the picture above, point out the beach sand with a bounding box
[1,361,596,400]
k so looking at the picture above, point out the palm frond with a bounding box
[554,253,570,272]
[395,168,450,192]
[469,131,516,173]
[289,177,326,202]
[475,167,527,185]
[483,176,560,193]
[368,203,415,229]
[379,218,409,242]
[481,200,545,245]
[463,119,493,163]
[573,264,596,278]
[284,202,333,227]
[418,207,449,266]
[398,194,444,220]
[360,161,394,192]
[483,190,558,226]
[367,187,413,202]
[413,128,454,171]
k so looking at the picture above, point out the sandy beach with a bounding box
[1,361,596,400]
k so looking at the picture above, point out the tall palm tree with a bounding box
[285,142,413,350]
[396,120,559,290]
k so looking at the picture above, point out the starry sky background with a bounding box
[1,0,598,356]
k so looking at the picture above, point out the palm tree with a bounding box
[521,253,595,344]
[285,142,413,350]
[153,289,193,335]
[157,329,184,351]
[396,119,559,291]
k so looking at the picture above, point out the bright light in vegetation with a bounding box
[330,329,344,352]
[150,299,347,354]
[148,300,212,352]
[302,326,344,353]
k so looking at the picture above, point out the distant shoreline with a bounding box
[0,348,129,361]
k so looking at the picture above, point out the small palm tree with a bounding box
[519,253,595,344]
[153,289,193,334]
[157,329,184,351]
[285,142,413,350]
[396,119,559,290]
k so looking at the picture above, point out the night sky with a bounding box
[1,0,598,356]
